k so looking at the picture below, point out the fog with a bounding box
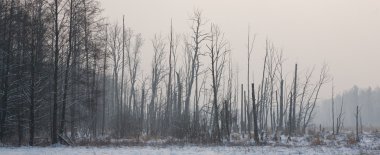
[1,0,379,147]
[101,0,380,99]
[315,86,380,128]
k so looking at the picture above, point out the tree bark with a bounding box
[356,106,359,142]
[102,25,108,136]
[252,83,259,144]
[52,0,59,144]
[279,79,284,131]
[292,64,297,133]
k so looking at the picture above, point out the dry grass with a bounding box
[311,134,324,146]
[346,134,358,145]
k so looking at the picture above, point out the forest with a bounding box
[0,1,378,152]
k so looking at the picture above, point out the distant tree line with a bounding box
[0,0,329,146]
[317,86,380,130]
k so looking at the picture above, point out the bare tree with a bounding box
[246,26,255,139]
[302,64,329,133]
[165,20,175,135]
[296,67,314,131]
[207,24,229,142]
[149,34,165,136]
[184,10,208,135]
[0,1,347,145]
[109,23,122,137]
[59,0,75,143]
[292,64,297,134]
[102,24,108,136]
[120,16,126,135]
[127,31,141,135]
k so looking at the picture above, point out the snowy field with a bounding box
[0,145,379,155]
[1,131,379,155]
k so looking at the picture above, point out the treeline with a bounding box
[316,86,380,129]
[0,0,329,146]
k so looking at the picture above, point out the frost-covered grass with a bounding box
[1,131,379,154]
[0,145,378,155]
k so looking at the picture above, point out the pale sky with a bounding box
[100,0,380,99]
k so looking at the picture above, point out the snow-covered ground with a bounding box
[0,145,379,155]
[1,131,379,155]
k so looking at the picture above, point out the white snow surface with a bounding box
[0,145,378,155]
[1,132,379,154]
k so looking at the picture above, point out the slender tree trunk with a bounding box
[52,0,59,144]
[140,88,145,134]
[70,21,79,140]
[194,64,199,135]
[247,29,250,139]
[252,83,259,144]
[102,25,107,136]
[259,41,269,132]
[120,15,125,136]
[288,93,293,137]
[244,90,248,135]
[91,40,98,138]
[240,84,244,137]
[292,64,297,134]
[29,30,36,147]
[279,80,284,131]
[247,90,251,139]
[176,72,182,137]
[166,20,173,135]
[224,100,229,141]
[114,68,119,137]
[211,53,220,142]
[17,107,22,146]
[356,106,359,142]
[331,83,335,135]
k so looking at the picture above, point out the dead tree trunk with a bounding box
[165,20,173,135]
[140,87,145,134]
[356,106,359,142]
[252,83,259,144]
[208,24,228,142]
[120,15,125,135]
[292,64,297,134]
[336,97,344,134]
[241,84,244,137]
[246,26,255,140]
[279,79,284,131]
[185,10,207,136]
[332,82,335,135]
[102,25,108,136]
[176,72,183,137]
[288,93,293,137]
[91,41,98,138]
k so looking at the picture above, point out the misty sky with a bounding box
[101,0,380,99]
